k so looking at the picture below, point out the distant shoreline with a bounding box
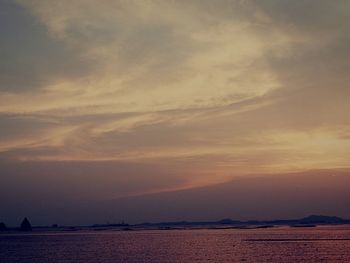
[1,224,350,234]
[1,215,350,233]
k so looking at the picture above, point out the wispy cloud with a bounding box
[1,0,350,198]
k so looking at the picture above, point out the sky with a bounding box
[1,0,350,226]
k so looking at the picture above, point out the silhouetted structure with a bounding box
[20,217,32,231]
[0,222,7,231]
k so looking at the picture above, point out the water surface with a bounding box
[1,225,350,262]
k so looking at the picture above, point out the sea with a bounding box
[1,225,350,262]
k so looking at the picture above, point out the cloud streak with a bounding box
[0,1,350,224]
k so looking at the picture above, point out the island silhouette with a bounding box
[0,222,7,231]
[0,215,349,232]
[20,217,32,231]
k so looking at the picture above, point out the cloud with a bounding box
[6,0,304,116]
[1,167,349,225]
[0,0,350,217]
[0,0,92,92]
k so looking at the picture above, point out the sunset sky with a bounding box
[1,0,350,225]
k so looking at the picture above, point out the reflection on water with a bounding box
[1,226,350,262]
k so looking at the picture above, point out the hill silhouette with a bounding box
[134,215,350,228]
[0,222,7,231]
[20,217,32,231]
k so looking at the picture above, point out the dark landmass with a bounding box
[0,222,7,231]
[1,215,349,232]
[20,217,32,231]
[130,215,350,229]
[92,223,129,228]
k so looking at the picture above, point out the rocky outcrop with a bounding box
[0,222,7,231]
[20,217,32,231]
